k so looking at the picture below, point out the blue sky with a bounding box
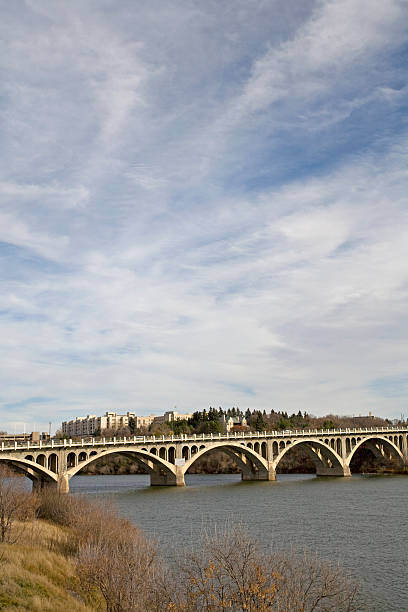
[1,0,408,432]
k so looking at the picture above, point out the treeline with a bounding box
[0,466,363,611]
[56,408,395,441]
[93,408,393,439]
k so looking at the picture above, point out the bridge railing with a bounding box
[1,426,407,453]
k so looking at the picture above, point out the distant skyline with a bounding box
[1,0,408,432]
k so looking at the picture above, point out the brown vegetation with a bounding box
[0,464,38,543]
[173,530,361,611]
[0,481,364,611]
[0,518,93,611]
[37,488,168,611]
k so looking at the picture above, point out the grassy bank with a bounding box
[0,520,94,611]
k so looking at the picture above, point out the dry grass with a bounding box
[0,519,97,611]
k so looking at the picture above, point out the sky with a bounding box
[1,0,408,433]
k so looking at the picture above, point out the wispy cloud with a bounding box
[0,0,407,431]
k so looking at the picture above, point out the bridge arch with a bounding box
[182,446,189,460]
[36,454,46,467]
[0,455,58,485]
[168,446,175,464]
[48,453,58,473]
[67,452,76,468]
[346,436,404,467]
[272,439,346,476]
[182,441,269,479]
[159,446,166,460]
[66,447,177,483]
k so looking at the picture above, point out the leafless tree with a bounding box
[0,464,38,543]
[269,549,362,612]
[37,486,91,528]
[173,530,280,611]
[74,501,168,611]
[171,529,363,612]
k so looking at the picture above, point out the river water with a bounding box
[70,473,408,611]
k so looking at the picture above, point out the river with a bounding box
[70,472,408,611]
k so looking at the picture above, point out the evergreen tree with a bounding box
[128,417,136,434]
[255,413,267,432]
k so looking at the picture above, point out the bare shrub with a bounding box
[171,529,363,612]
[173,530,280,611]
[37,486,92,527]
[36,488,167,610]
[75,514,167,612]
[269,549,361,611]
[0,464,38,543]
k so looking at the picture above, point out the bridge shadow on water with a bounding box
[69,471,355,498]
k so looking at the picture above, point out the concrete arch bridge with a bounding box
[1,427,407,493]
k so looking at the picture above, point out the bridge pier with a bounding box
[32,476,49,492]
[316,465,351,477]
[150,466,185,486]
[402,435,408,461]
[57,473,70,493]
[242,461,276,482]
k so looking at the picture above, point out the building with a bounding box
[219,414,248,433]
[152,410,193,424]
[134,415,155,429]
[61,410,193,437]
[62,412,137,437]
[0,431,49,443]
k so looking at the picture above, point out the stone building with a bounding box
[219,414,248,433]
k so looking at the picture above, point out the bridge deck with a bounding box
[1,425,407,452]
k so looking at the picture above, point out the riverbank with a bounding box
[0,520,92,611]
[0,480,364,612]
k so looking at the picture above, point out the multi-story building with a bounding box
[153,410,193,424]
[134,415,156,429]
[61,410,193,437]
[62,411,137,437]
